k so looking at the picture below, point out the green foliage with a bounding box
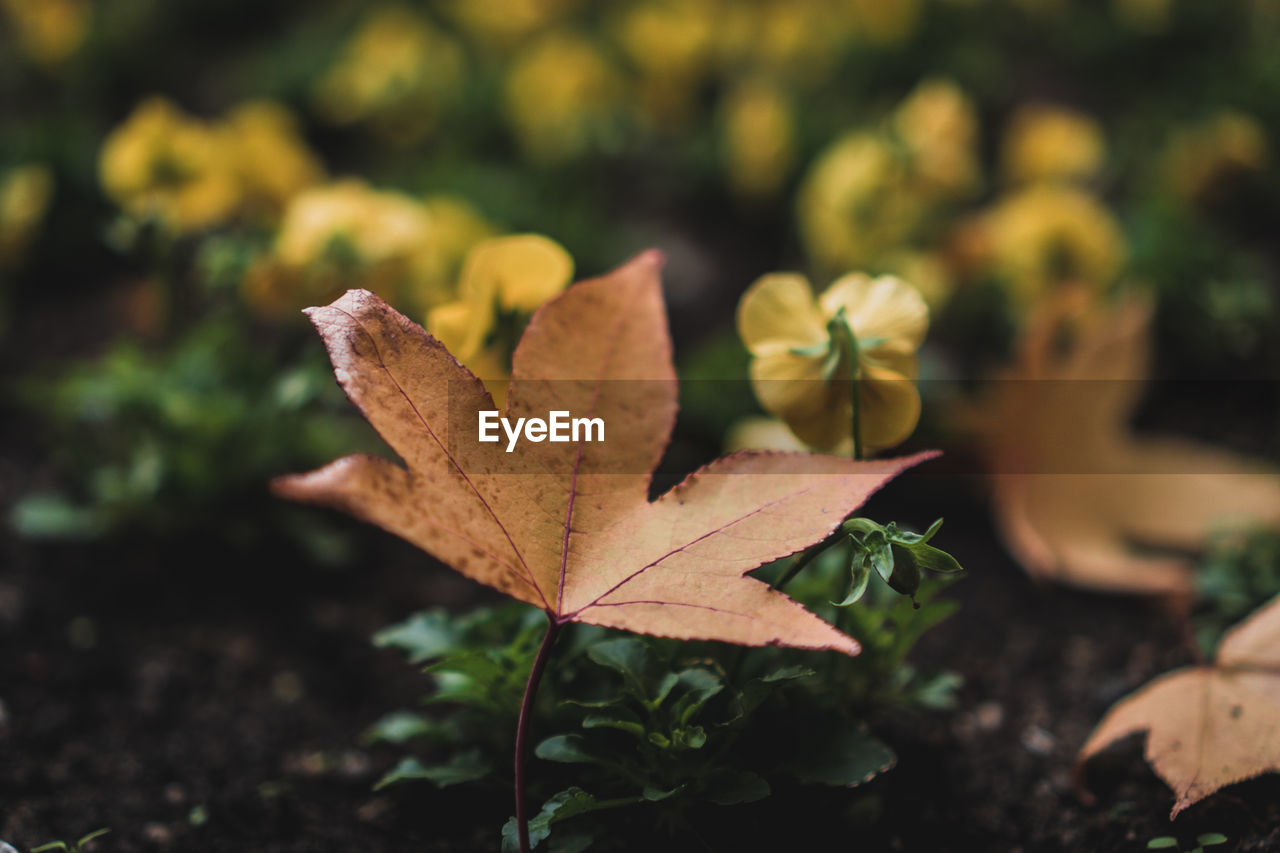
[31,829,110,853]
[365,604,547,788]
[1147,832,1228,852]
[369,516,962,849]
[1194,528,1280,656]
[13,318,374,553]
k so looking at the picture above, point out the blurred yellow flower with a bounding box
[1002,104,1105,185]
[411,196,499,307]
[2,0,89,67]
[428,235,574,405]
[0,164,54,269]
[503,32,626,163]
[243,181,494,318]
[313,5,465,144]
[715,0,851,83]
[892,78,980,199]
[100,98,322,232]
[843,0,922,46]
[99,98,241,232]
[1161,111,1269,202]
[880,250,954,311]
[224,101,325,218]
[441,0,581,49]
[983,184,1125,305]
[797,132,919,272]
[737,272,928,453]
[720,77,795,199]
[613,0,717,127]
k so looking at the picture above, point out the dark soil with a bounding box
[2,461,1279,853]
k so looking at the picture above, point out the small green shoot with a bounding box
[31,829,110,853]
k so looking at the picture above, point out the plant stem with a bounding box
[832,318,864,461]
[772,531,841,592]
[515,616,561,853]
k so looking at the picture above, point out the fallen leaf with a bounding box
[275,251,935,654]
[1077,594,1280,816]
[969,288,1280,596]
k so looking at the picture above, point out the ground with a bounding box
[3,461,1277,853]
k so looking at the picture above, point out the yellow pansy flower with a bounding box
[99,98,241,232]
[892,78,980,199]
[844,0,922,47]
[312,5,465,145]
[224,101,325,218]
[1001,105,1105,185]
[983,184,1125,305]
[244,180,433,316]
[441,0,581,49]
[612,0,717,128]
[1161,111,1269,203]
[99,98,322,232]
[720,77,795,200]
[737,272,928,454]
[428,236,574,405]
[797,131,919,273]
[2,0,89,68]
[503,32,625,164]
[0,163,54,270]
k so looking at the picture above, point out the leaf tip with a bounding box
[633,248,666,270]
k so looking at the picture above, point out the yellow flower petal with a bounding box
[460,234,574,313]
[749,350,836,416]
[858,365,922,451]
[458,345,511,409]
[427,300,482,357]
[737,273,828,355]
[820,273,929,352]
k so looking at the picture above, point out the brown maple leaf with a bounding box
[1077,594,1280,817]
[274,251,934,654]
[968,288,1280,596]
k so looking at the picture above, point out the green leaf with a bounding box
[909,671,964,710]
[671,668,724,723]
[536,734,602,765]
[373,610,462,664]
[761,665,816,683]
[671,725,707,749]
[842,518,883,538]
[888,518,944,545]
[787,727,897,787]
[643,784,685,802]
[582,712,646,738]
[866,535,895,587]
[373,751,490,790]
[898,541,964,575]
[363,711,442,745]
[834,548,872,606]
[587,638,651,699]
[1147,839,1178,850]
[11,494,105,540]
[703,770,771,805]
[1197,834,1228,846]
[501,787,601,852]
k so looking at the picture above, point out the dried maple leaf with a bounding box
[969,288,1280,596]
[275,251,934,654]
[1077,594,1280,817]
